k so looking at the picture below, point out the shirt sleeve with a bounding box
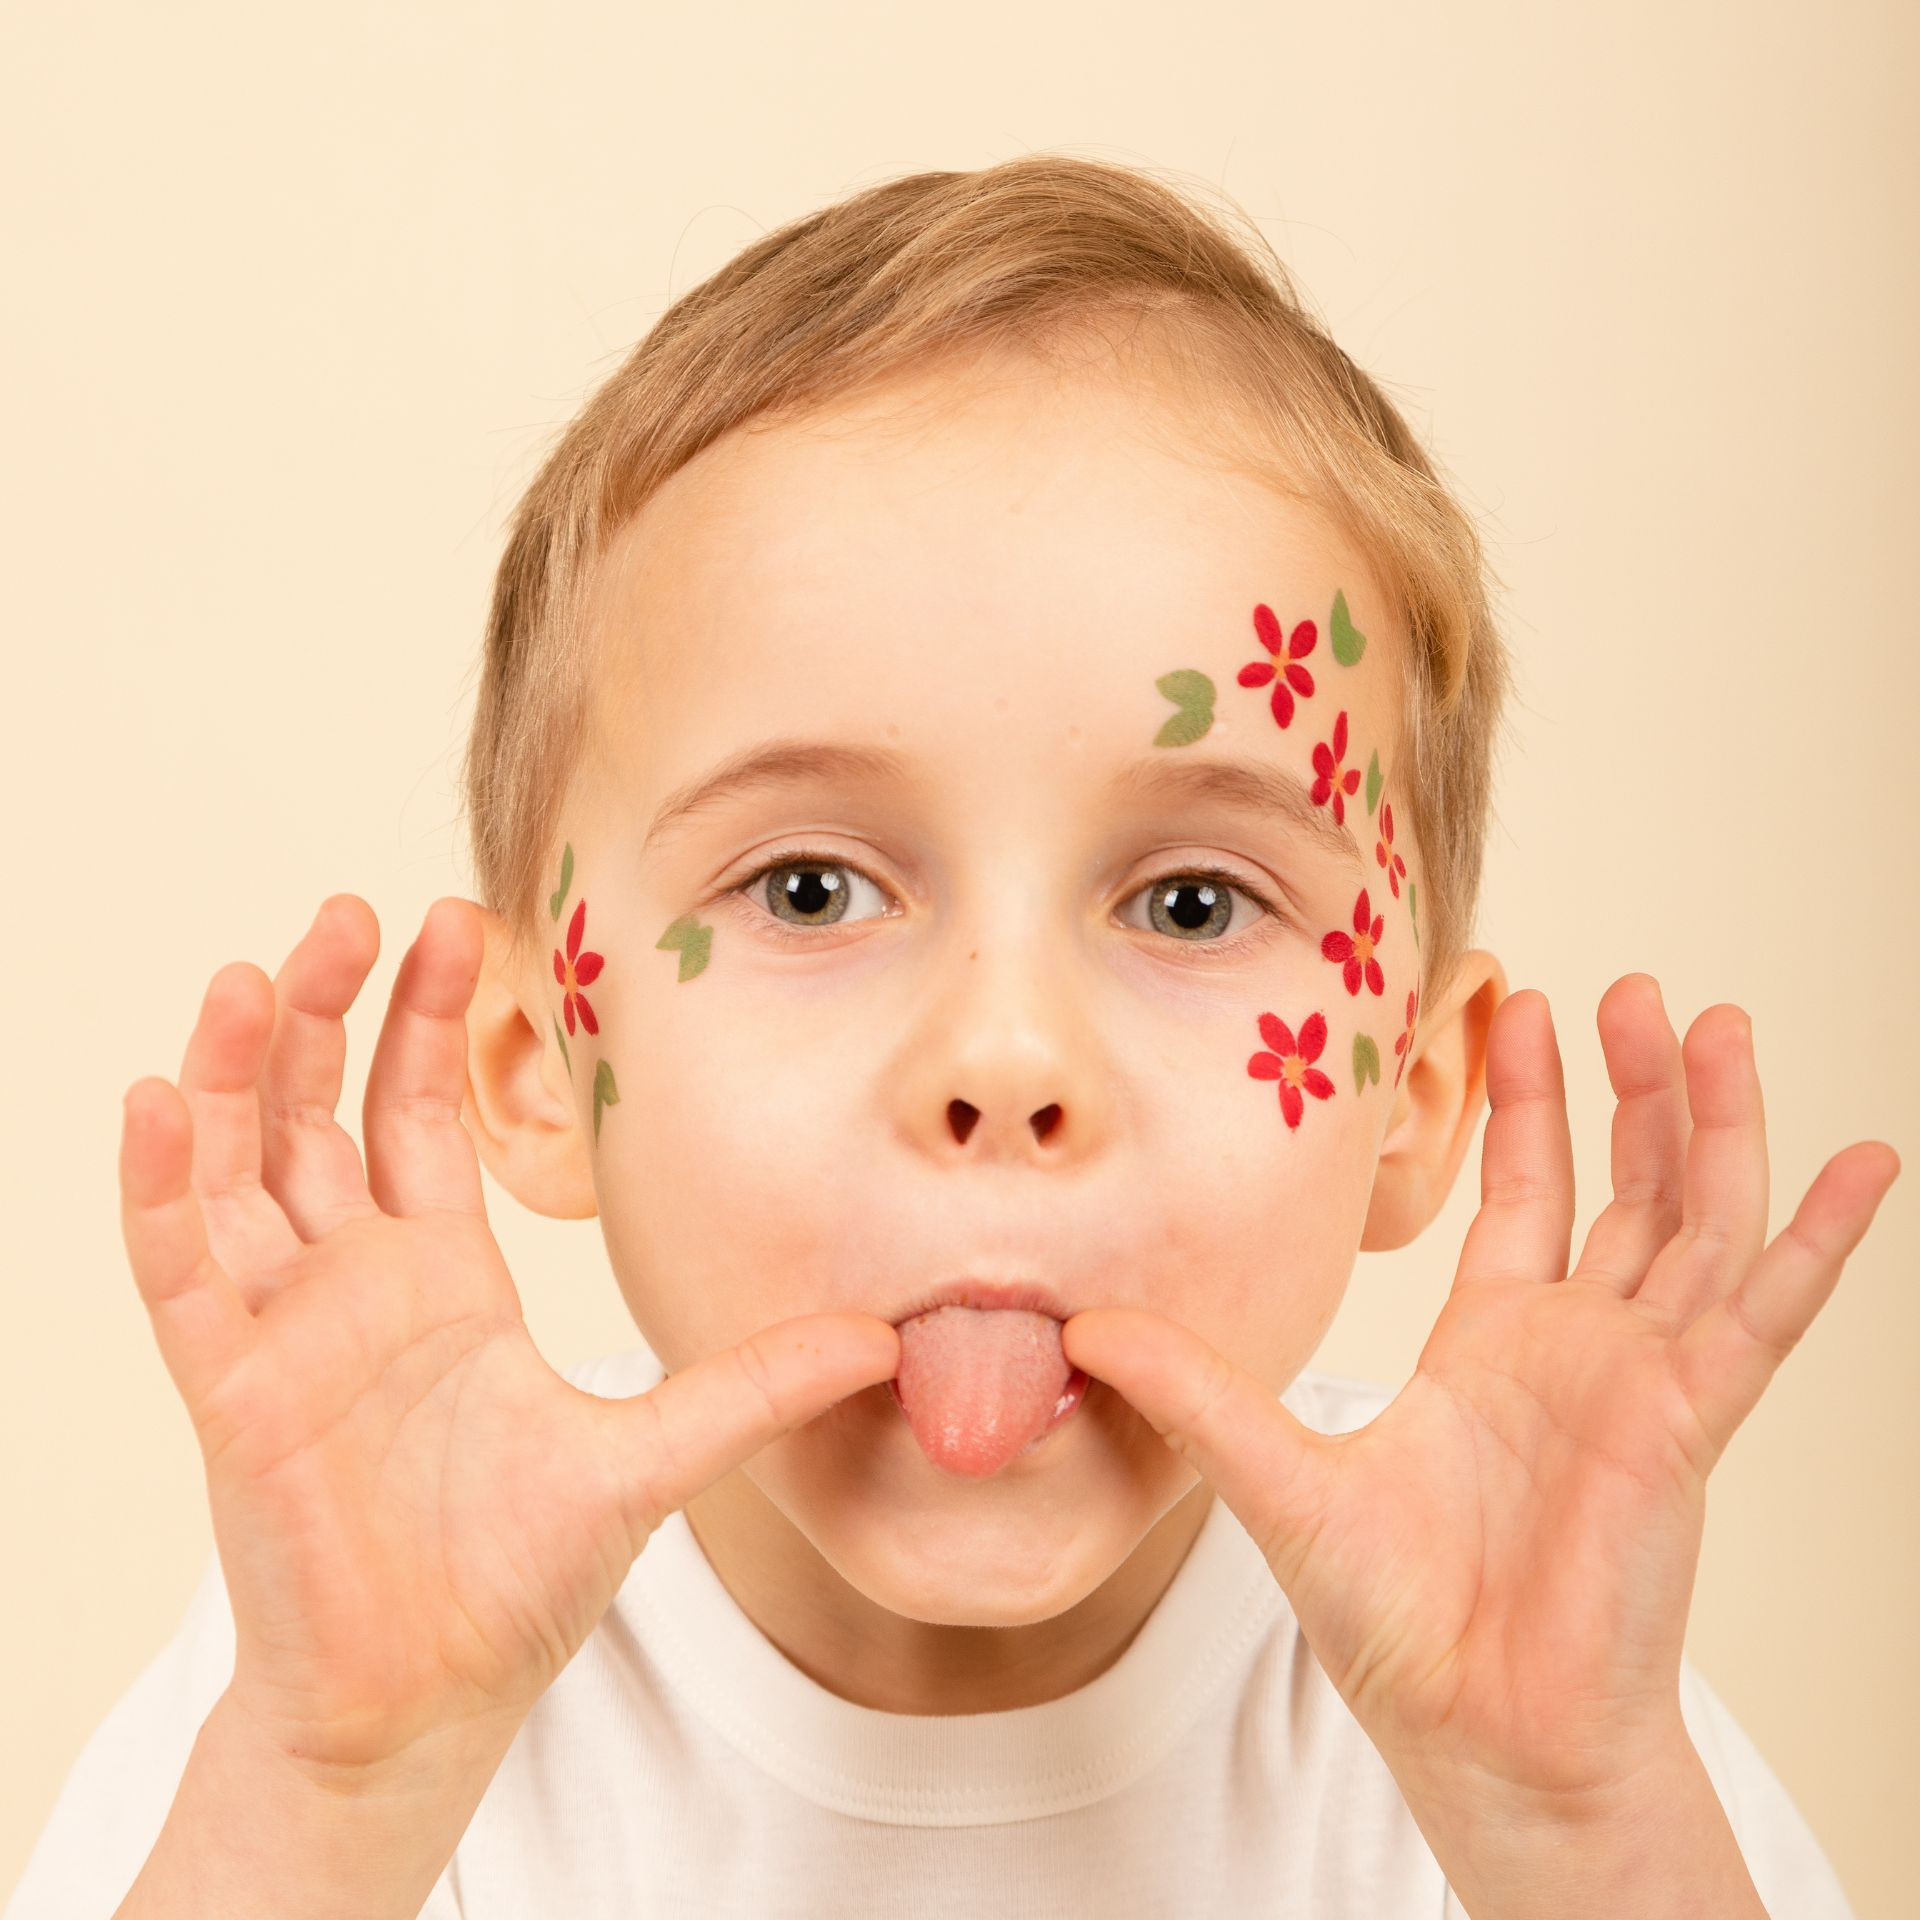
[1677,1655,1857,1920]
[3,1546,463,1920]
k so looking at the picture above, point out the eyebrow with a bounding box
[641,735,1364,876]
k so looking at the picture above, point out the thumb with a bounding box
[1063,1308,1336,1583]
[590,1312,901,1540]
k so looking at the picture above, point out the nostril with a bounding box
[947,1097,979,1144]
[1030,1102,1062,1143]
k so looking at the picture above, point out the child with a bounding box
[11,156,1898,1919]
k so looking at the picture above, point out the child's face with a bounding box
[500,342,1485,1642]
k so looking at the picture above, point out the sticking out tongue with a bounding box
[892,1306,1075,1478]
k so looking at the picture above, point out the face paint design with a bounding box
[1375,797,1407,899]
[1154,587,1417,1127]
[655,913,713,981]
[1322,886,1387,996]
[1247,1009,1336,1131]
[1393,987,1420,1088]
[547,842,623,1147]
[1237,604,1317,728]
[1351,1031,1381,1093]
[554,897,604,1036]
[1329,587,1368,666]
[593,1057,621,1144]
[1152,668,1216,747]
[1310,709,1362,825]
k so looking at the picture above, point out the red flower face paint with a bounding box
[1247,1009,1336,1130]
[1322,887,1387,996]
[554,896,605,1036]
[1310,708,1363,825]
[1394,987,1420,1088]
[1375,797,1407,899]
[1236,604,1317,729]
[547,841,622,1146]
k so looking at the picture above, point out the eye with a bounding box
[721,851,1284,952]
[1117,866,1284,949]
[731,851,899,934]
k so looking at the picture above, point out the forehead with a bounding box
[583,350,1403,800]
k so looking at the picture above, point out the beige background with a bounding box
[4,1,1915,1912]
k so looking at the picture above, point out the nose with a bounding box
[947,1094,1063,1149]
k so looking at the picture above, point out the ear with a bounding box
[461,903,599,1221]
[1359,949,1508,1252]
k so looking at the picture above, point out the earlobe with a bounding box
[461,903,600,1221]
[1359,952,1507,1252]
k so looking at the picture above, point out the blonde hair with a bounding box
[459,154,1513,1012]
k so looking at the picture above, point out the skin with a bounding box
[461,334,1506,1714]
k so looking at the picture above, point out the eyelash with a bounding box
[720,847,1291,956]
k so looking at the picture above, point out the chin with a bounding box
[746,1380,1189,1625]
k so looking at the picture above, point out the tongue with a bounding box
[893,1306,1072,1478]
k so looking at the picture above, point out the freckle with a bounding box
[994,695,1009,712]
[969,950,978,960]
[1067,724,1082,742]
[885,721,901,738]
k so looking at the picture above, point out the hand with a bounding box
[117,894,901,1784]
[1062,976,1900,1811]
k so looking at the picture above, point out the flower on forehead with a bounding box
[554,896,605,1037]
[1310,709,1363,825]
[1247,1008,1335,1131]
[1375,798,1407,899]
[1394,987,1420,1088]
[1236,604,1317,729]
[1321,887,1386,996]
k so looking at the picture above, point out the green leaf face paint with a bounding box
[1365,748,1384,818]
[593,1057,621,1144]
[1152,668,1216,747]
[548,841,575,920]
[656,914,713,981]
[1351,1031,1381,1092]
[1329,588,1368,666]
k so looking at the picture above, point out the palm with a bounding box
[1066,974,1899,1803]
[196,1206,642,1769]
[1277,1274,1708,1793]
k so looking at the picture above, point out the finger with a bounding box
[119,1076,259,1418]
[593,1313,903,1541]
[1571,974,1690,1299]
[1634,1005,1768,1325]
[1060,1307,1334,1586]
[260,894,382,1242]
[362,897,488,1218]
[1450,990,1575,1291]
[177,962,306,1294]
[1674,1141,1900,1462]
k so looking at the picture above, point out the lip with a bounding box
[889,1278,1074,1327]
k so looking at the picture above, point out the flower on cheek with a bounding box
[1310,708,1362,825]
[1236,604,1317,728]
[1247,1009,1336,1130]
[1321,887,1386,996]
[1394,987,1420,1088]
[1375,798,1407,899]
[554,896,605,1037]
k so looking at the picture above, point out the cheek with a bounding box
[590,965,868,1289]
[1136,992,1382,1320]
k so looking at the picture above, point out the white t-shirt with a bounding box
[7,1348,1858,1919]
